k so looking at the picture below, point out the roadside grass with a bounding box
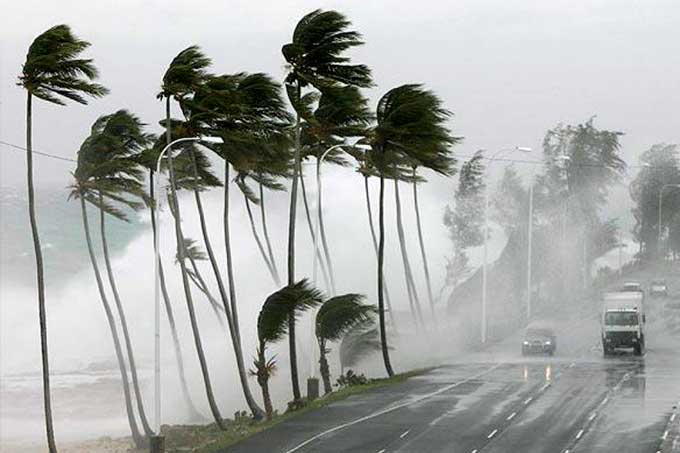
[160,368,433,453]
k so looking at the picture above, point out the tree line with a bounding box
[19,10,458,451]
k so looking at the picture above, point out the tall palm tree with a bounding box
[19,24,107,452]
[282,9,372,400]
[70,118,146,448]
[158,47,227,428]
[91,111,154,437]
[181,71,290,418]
[315,294,374,394]
[365,84,456,376]
[253,280,324,419]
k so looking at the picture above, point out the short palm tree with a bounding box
[18,24,107,451]
[253,280,324,419]
[282,9,372,400]
[315,294,375,394]
[365,84,456,376]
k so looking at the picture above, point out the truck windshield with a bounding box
[605,312,639,326]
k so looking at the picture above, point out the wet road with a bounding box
[223,293,680,453]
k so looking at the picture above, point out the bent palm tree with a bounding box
[158,47,228,427]
[365,84,456,376]
[282,9,372,400]
[19,24,107,451]
[315,294,375,394]
[70,121,146,448]
[253,280,324,419]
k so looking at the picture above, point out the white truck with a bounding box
[601,291,645,356]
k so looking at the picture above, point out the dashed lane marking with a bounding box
[507,411,517,421]
[576,429,584,440]
[524,397,533,405]
[487,429,498,439]
[662,430,669,440]
[588,412,597,422]
[400,430,410,439]
[377,450,386,453]
[283,363,503,453]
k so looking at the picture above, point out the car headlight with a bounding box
[544,341,552,345]
[523,341,529,345]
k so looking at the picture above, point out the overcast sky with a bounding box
[1,0,679,189]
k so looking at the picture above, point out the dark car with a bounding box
[522,326,557,356]
[649,278,668,297]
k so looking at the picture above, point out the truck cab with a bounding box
[601,292,645,356]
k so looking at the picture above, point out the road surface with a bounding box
[223,290,680,453]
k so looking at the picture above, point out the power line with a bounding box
[0,139,664,170]
[0,140,77,163]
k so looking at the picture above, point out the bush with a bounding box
[335,370,368,388]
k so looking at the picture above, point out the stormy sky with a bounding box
[1,0,679,197]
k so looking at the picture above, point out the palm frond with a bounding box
[339,323,381,370]
[315,294,375,341]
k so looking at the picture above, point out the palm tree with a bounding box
[315,294,375,394]
[365,84,456,376]
[180,71,290,418]
[18,25,107,451]
[253,280,324,419]
[158,47,227,428]
[282,9,372,400]
[70,118,146,448]
[90,111,154,437]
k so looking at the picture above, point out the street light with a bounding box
[152,136,221,439]
[481,146,532,344]
[658,183,680,259]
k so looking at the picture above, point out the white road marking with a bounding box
[588,412,597,422]
[671,413,676,422]
[487,429,498,439]
[601,396,609,405]
[471,450,478,453]
[541,383,550,391]
[569,362,575,368]
[576,429,584,440]
[662,430,669,440]
[524,397,533,405]
[507,412,517,421]
[283,364,504,453]
[377,450,386,453]
[400,430,410,439]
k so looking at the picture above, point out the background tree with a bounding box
[253,280,323,418]
[282,8,372,400]
[315,294,374,394]
[443,151,485,294]
[365,84,456,376]
[19,24,107,451]
[630,144,680,260]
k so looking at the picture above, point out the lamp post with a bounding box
[481,146,531,344]
[152,136,221,441]
[526,167,535,323]
[658,183,680,259]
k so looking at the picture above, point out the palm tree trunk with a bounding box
[256,344,273,420]
[378,174,395,377]
[315,159,337,295]
[394,179,424,327]
[183,151,263,420]
[318,340,332,395]
[412,168,436,323]
[98,191,153,436]
[25,92,58,453]
[186,254,228,330]
[287,81,304,401]
[165,97,226,429]
[149,173,202,420]
[79,196,145,448]
[259,183,280,285]
[299,170,332,291]
[244,193,278,284]
[363,176,396,328]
